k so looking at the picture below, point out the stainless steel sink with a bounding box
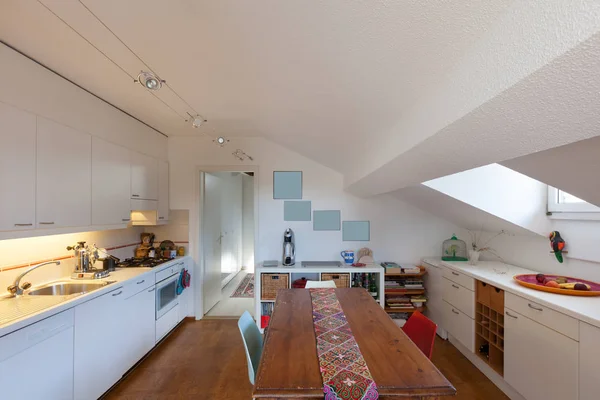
[26,281,114,296]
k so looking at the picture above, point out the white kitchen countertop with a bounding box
[425,258,600,330]
[0,256,191,338]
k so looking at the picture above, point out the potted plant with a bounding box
[467,230,505,265]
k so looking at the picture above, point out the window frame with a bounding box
[547,186,600,213]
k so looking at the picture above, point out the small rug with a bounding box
[309,288,379,400]
[231,273,254,298]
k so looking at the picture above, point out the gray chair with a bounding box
[238,311,263,385]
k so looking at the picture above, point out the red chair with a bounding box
[401,311,437,359]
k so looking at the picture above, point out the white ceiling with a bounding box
[0,0,511,172]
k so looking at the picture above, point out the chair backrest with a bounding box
[238,311,264,385]
[401,311,437,359]
[305,280,337,288]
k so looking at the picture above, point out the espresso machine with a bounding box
[282,228,296,266]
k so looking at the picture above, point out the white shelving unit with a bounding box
[255,263,385,332]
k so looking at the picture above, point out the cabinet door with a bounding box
[580,322,600,400]
[130,151,158,200]
[504,308,578,400]
[0,102,36,231]
[442,300,474,352]
[157,160,169,221]
[123,286,156,371]
[74,287,127,400]
[0,311,74,400]
[92,137,131,225]
[37,117,91,228]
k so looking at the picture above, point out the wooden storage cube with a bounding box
[475,335,490,362]
[489,345,504,376]
[261,273,290,300]
[477,280,491,306]
[490,285,504,313]
[321,273,350,288]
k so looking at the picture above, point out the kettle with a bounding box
[282,228,295,266]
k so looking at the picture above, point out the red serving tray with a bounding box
[513,274,600,297]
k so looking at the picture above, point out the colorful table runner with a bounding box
[309,288,379,400]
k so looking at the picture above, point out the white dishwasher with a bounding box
[422,258,448,339]
[0,309,75,400]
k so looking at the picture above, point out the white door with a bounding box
[203,172,223,313]
[504,308,578,400]
[37,117,91,228]
[0,102,36,231]
[220,173,243,281]
[130,151,158,200]
[92,137,131,225]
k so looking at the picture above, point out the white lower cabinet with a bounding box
[0,310,74,400]
[579,322,600,400]
[442,300,474,352]
[122,285,156,371]
[74,286,127,400]
[504,308,578,400]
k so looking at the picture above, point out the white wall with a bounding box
[169,136,461,264]
[0,43,166,159]
[424,164,551,236]
[242,174,255,271]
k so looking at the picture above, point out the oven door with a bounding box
[156,274,179,320]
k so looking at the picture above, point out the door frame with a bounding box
[192,165,259,319]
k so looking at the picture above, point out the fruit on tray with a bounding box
[545,281,560,288]
[555,277,569,284]
[559,282,591,291]
[536,274,546,283]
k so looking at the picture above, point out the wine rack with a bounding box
[475,280,505,376]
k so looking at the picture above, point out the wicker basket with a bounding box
[261,273,289,300]
[321,273,350,288]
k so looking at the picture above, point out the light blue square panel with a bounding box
[313,210,341,231]
[284,201,311,221]
[273,171,302,199]
[342,221,370,241]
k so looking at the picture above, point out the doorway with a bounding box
[202,170,255,317]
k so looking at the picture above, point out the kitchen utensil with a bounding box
[282,228,295,266]
[160,240,175,250]
[340,250,355,265]
[513,274,600,296]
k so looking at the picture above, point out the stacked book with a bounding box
[403,279,424,290]
[381,262,422,275]
[410,294,427,308]
[386,296,415,311]
[402,264,421,274]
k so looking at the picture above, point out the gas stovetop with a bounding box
[117,257,172,268]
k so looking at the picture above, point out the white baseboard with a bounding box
[448,335,526,400]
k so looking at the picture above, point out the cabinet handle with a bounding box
[39,222,55,225]
[159,216,164,220]
[112,290,123,297]
[451,308,459,315]
[122,218,131,222]
[506,311,518,319]
[148,287,156,292]
[14,223,33,226]
[452,284,459,289]
[137,279,145,285]
[528,303,543,312]
[452,272,459,276]
[132,194,140,197]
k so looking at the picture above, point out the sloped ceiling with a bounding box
[391,185,535,236]
[502,136,600,208]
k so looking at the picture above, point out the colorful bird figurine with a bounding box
[549,231,566,263]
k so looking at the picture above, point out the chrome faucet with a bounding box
[7,261,61,296]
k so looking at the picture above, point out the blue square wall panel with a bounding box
[313,210,341,231]
[284,201,311,221]
[342,221,370,241]
[273,171,302,199]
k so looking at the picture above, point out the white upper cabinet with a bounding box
[37,117,92,228]
[158,160,169,222]
[92,137,131,225]
[0,102,36,231]
[130,151,158,200]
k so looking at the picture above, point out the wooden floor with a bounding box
[106,319,508,400]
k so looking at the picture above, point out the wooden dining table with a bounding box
[253,288,456,399]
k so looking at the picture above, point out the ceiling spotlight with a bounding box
[136,71,164,91]
[214,136,229,147]
[192,116,206,128]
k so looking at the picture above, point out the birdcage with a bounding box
[442,235,468,261]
